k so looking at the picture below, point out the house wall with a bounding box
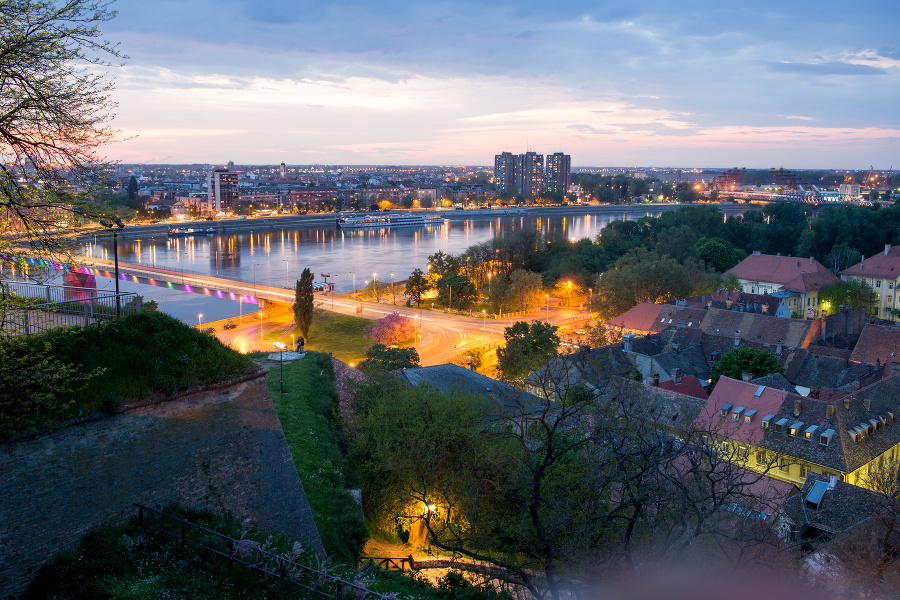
[0,375,323,597]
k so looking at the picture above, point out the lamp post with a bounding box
[589,288,593,313]
[546,294,549,325]
[373,272,378,302]
[482,310,486,336]
[567,281,572,308]
[258,312,263,347]
[390,273,394,305]
[274,342,286,394]
[99,217,125,317]
[198,313,203,330]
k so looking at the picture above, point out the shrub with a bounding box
[365,313,414,345]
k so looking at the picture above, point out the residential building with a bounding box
[840,244,900,320]
[696,374,900,490]
[724,252,838,318]
[545,153,571,194]
[516,151,544,198]
[206,169,238,214]
[493,152,517,194]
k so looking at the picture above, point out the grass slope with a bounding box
[263,310,374,364]
[267,351,367,564]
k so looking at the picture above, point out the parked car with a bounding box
[202,327,216,334]
[223,322,236,330]
[575,328,586,335]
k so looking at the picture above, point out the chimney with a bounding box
[726,297,733,309]
[886,244,891,256]
[794,400,802,417]
[797,260,801,268]
[810,386,820,399]
[734,330,741,347]
[706,300,712,310]
[762,303,769,314]
[672,342,681,354]
[623,333,634,353]
[829,474,837,489]
[865,399,871,411]
[468,362,474,371]
[776,340,783,356]
[673,368,683,384]
[826,404,834,419]
[809,256,814,264]
[844,398,850,409]
[651,373,660,386]
[742,372,753,382]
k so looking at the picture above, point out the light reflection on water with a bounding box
[78,205,755,323]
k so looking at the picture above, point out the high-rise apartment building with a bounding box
[545,153,571,193]
[516,152,544,198]
[280,162,287,179]
[207,169,239,214]
[494,152,517,194]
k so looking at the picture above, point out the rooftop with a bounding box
[726,254,838,292]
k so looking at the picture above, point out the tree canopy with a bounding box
[293,268,314,340]
[710,347,785,386]
[1,0,124,255]
[357,344,420,373]
[496,320,559,385]
[819,278,879,317]
[405,267,430,308]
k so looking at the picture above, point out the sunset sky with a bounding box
[104,0,900,168]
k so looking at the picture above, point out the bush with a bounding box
[365,313,414,345]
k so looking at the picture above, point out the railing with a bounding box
[134,504,390,600]
[0,281,139,336]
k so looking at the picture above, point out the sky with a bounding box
[101,0,900,168]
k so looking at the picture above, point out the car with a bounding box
[223,322,236,330]
[575,328,586,335]
[202,327,216,334]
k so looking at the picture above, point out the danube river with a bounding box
[78,204,757,324]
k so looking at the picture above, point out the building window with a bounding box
[756,450,767,464]
[877,280,882,288]
[799,465,808,479]
[779,459,789,473]
[890,282,895,290]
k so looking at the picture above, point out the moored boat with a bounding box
[335,213,446,229]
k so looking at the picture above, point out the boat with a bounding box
[335,213,446,229]
[167,227,216,237]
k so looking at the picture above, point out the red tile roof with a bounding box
[605,302,664,333]
[849,323,900,366]
[841,245,900,279]
[726,254,837,292]
[695,376,791,446]
[659,374,709,400]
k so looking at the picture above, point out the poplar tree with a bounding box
[293,268,314,340]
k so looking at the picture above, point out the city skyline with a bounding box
[103,0,899,168]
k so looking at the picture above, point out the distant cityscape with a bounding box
[116,158,899,221]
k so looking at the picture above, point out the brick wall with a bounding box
[0,374,324,597]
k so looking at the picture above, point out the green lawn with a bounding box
[263,311,373,364]
[266,352,367,564]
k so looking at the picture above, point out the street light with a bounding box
[198,313,203,329]
[258,312,263,347]
[274,342,286,394]
[390,273,394,305]
[546,294,549,324]
[567,281,572,308]
[482,310,486,336]
[99,217,125,317]
[589,288,593,313]
[373,272,378,303]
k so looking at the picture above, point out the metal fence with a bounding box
[134,504,390,600]
[0,280,139,336]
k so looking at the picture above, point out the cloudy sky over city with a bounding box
[104,0,899,167]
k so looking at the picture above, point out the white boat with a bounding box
[335,213,445,229]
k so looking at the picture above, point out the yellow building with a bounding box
[841,244,900,321]
[725,252,838,318]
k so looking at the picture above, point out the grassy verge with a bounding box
[0,311,257,440]
[24,507,508,600]
[263,311,374,364]
[267,351,367,564]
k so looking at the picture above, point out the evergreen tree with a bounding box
[293,268,315,340]
[127,175,138,201]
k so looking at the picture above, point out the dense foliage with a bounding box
[366,313,415,346]
[496,320,560,385]
[710,347,785,386]
[294,267,315,340]
[0,311,257,440]
[357,344,420,373]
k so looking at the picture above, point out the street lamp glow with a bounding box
[198,313,203,329]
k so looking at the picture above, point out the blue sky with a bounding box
[104,0,900,168]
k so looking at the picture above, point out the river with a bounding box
[72,203,757,324]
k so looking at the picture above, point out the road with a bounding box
[74,256,590,366]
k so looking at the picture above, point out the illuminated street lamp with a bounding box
[99,217,125,317]
[273,342,286,394]
[567,281,572,308]
[589,288,593,312]
[198,313,203,329]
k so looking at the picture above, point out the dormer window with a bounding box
[790,422,804,436]
[744,409,757,423]
[731,407,745,421]
[720,403,733,418]
[880,415,888,425]
[820,429,835,446]
[804,425,819,441]
[890,411,897,421]
[775,418,789,433]
[762,413,774,429]
[874,418,883,431]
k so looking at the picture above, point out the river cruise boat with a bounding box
[335,213,445,229]
[167,227,216,236]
